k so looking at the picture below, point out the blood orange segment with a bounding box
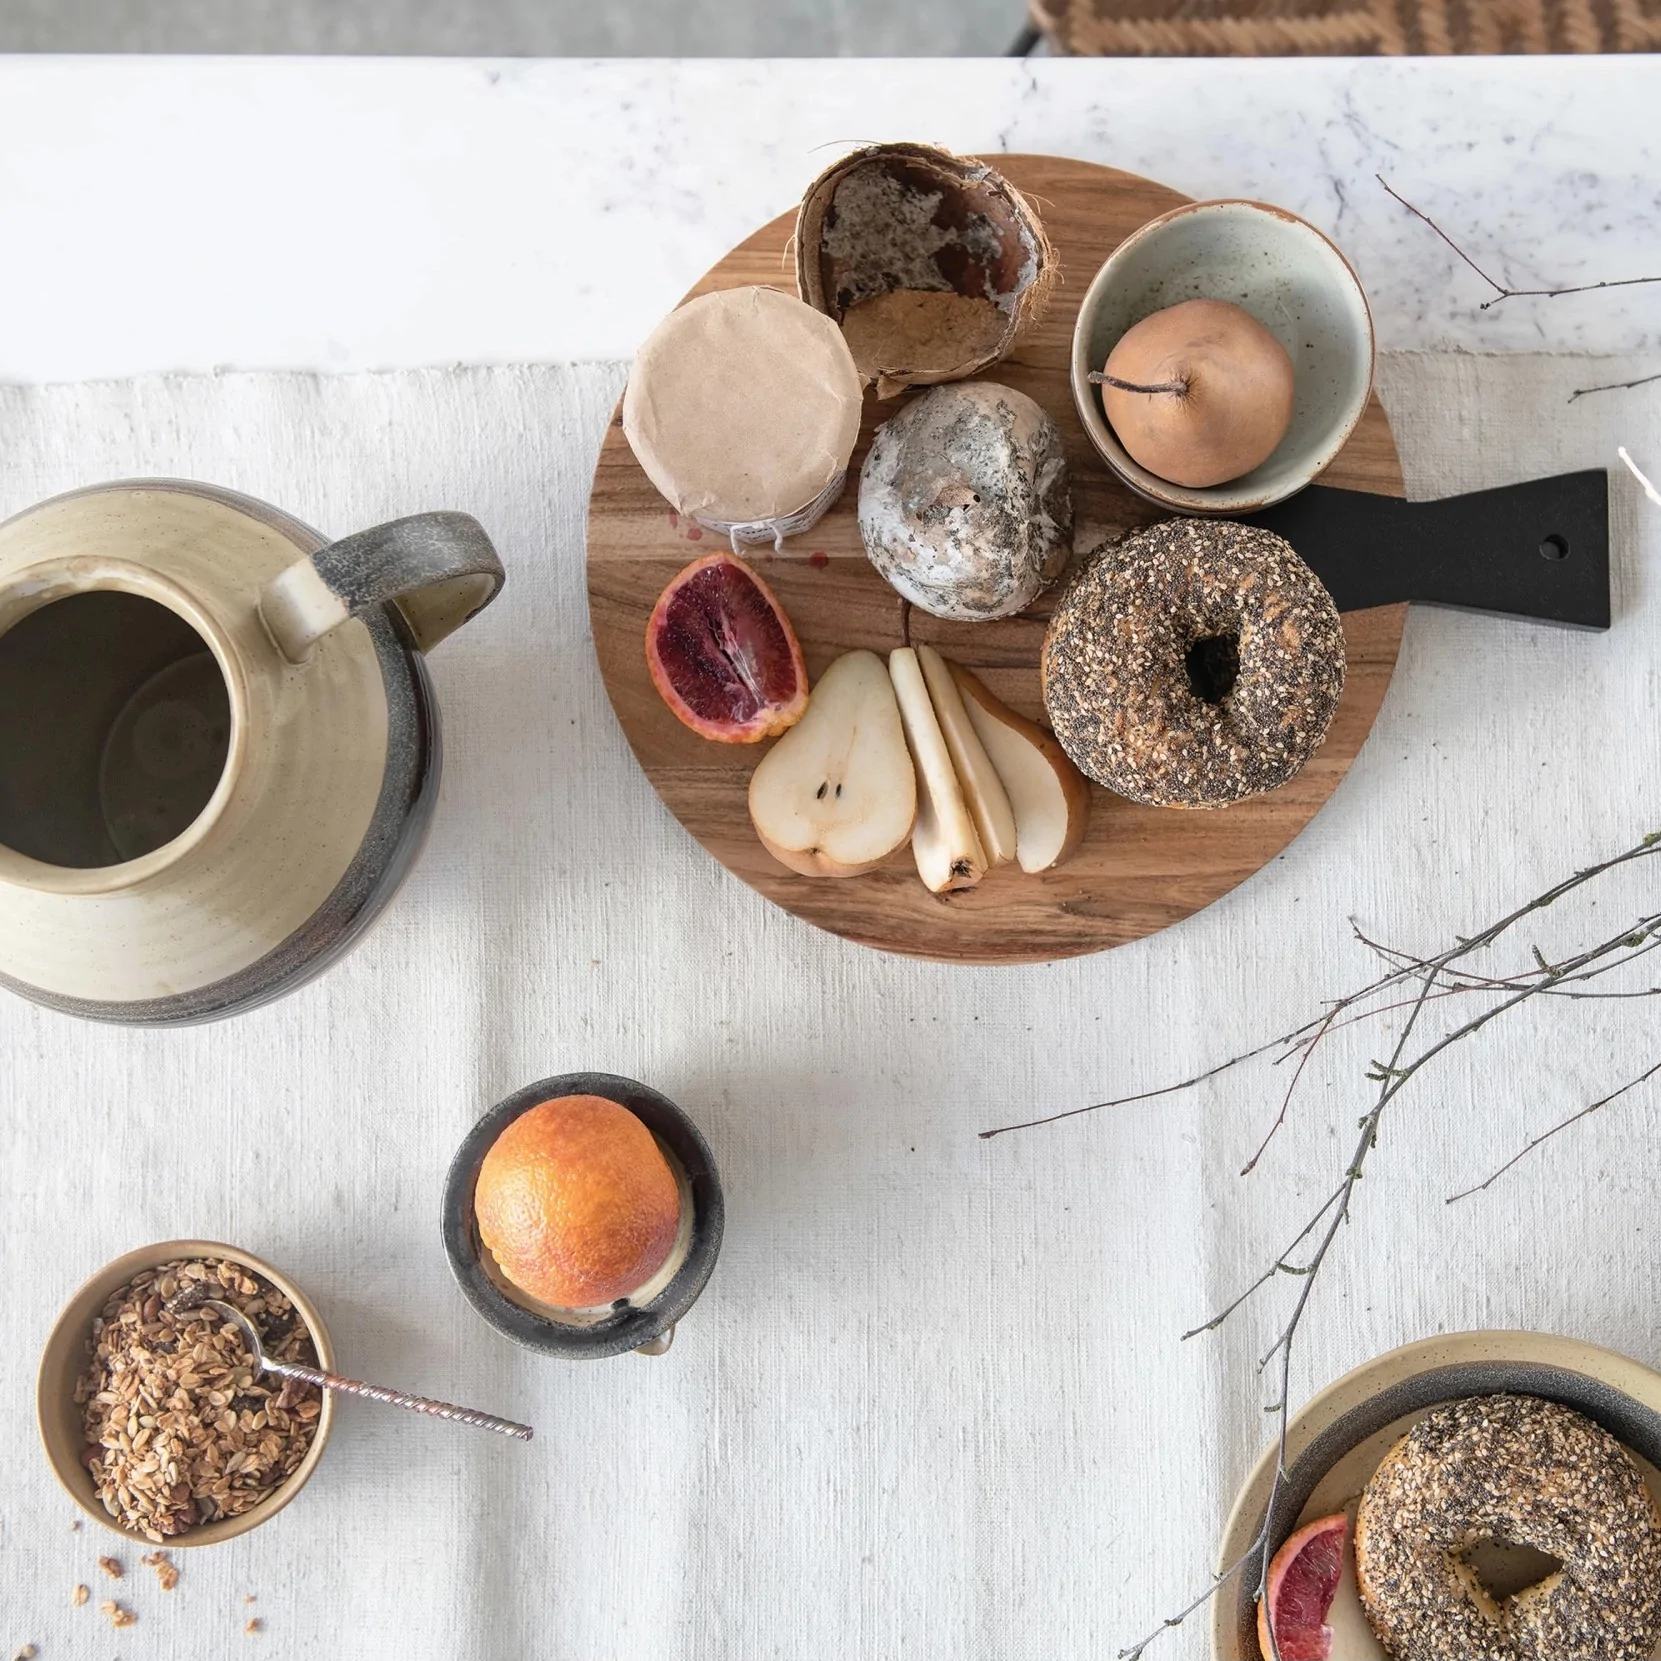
[645,552,810,743]
[1257,1513,1348,1661]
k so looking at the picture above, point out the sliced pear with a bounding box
[748,650,916,877]
[888,647,987,893]
[916,644,1018,868]
[949,660,1090,874]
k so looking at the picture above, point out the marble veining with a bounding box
[0,57,1657,383]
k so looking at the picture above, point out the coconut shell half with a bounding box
[795,143,1054,400]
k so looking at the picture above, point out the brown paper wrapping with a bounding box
[795,143,1055,398]
[622,285,864,537]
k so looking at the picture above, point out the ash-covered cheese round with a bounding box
[1041,518,1344,807]
[857,381,1072,622]
[1355,1395,1661,1661]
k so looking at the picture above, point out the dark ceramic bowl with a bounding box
[442,1072,724,1360]
[1209,1331,1661,1658]
[1070,199,1374,517]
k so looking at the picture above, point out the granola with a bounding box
[74,1257,321,1542]
[142,1548,180,1590]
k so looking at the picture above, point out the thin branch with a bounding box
[1180,1187,1349,1342]
[1118,1552,1252,1661]
[1569,370,1661,403]
[1240,1006,1339,1175]
[1446,1058,1661,1203]
[1241,955,1447,1661]
[1376,174,1513,299]
[1073,831,1661,1658]
[1352,923,1661,998]
[982,833,1661,1141]
[980,1026,1315,1140]
[1377,175,1661,310]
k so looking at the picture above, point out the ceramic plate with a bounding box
[1209,1330,1661,1659]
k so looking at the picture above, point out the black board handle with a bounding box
[1243,469,1610,630]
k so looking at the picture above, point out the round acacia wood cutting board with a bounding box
[586,154,1408,965]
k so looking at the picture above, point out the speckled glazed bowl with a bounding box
[37,1239,337,1546]
[0,480,503,1025]
[442,1072,725,1360]
[1071,199,1374,516]
[1209,1330,1661,1659]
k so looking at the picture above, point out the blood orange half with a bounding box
[645,552,810,743]
[1256,1513,1348,1661]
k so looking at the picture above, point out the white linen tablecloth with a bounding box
[2,353,1659,1658]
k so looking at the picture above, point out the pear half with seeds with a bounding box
[748,650,917,877]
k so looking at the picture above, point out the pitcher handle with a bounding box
[259,511,505,662]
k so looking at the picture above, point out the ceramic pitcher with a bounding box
[0,479,505,1024]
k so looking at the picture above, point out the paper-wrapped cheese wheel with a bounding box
[858,381,1073,622]
[622,285,864,549]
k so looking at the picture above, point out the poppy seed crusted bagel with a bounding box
[1355,1395,1661,1661]
[1040,518,1345,807]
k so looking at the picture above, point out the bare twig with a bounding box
[980,1027,1315,1141]
[1242,961,1444,1653]
[1377,175,1661,310]
[1569,371,1661,403]
[983,834,1661,1142]
[1446,1058,1661,1203]
[1239,1006,1339,1176]
[991,832,1661,1659]
[1117,1552,1254,1661]
[1122,965,1448,1661]
[1352,923,1661,999]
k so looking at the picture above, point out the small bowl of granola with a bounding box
[37,1241,336,1546]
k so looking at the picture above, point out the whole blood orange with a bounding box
[1257,1513,1348,1661]
[474,1095,682,1309]
[645,552,809,743]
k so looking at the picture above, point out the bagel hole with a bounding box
[1461,1539,1564,1600]
[1184,633,1240,705]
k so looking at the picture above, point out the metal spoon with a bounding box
[195,1298,534,1442]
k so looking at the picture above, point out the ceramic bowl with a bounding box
[1070,199,1375,515]
[442,1072,724,1360]
[1209,1330,1661,1659]
[37,1239,337,1546]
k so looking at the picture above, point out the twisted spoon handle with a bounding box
[271,1361,534,1440]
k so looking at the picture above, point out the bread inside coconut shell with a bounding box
[796,143,1053,398]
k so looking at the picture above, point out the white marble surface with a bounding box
[0,56,1658,383]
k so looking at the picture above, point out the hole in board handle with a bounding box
[1539,534,1570,561]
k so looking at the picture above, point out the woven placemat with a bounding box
[1032,0,1661,55]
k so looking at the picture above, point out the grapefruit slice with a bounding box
[1257,1513,1348,1661]
[646,552,809,743]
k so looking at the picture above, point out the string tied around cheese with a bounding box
[698,470,851,555]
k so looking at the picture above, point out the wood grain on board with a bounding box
[586,155,1406,964]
